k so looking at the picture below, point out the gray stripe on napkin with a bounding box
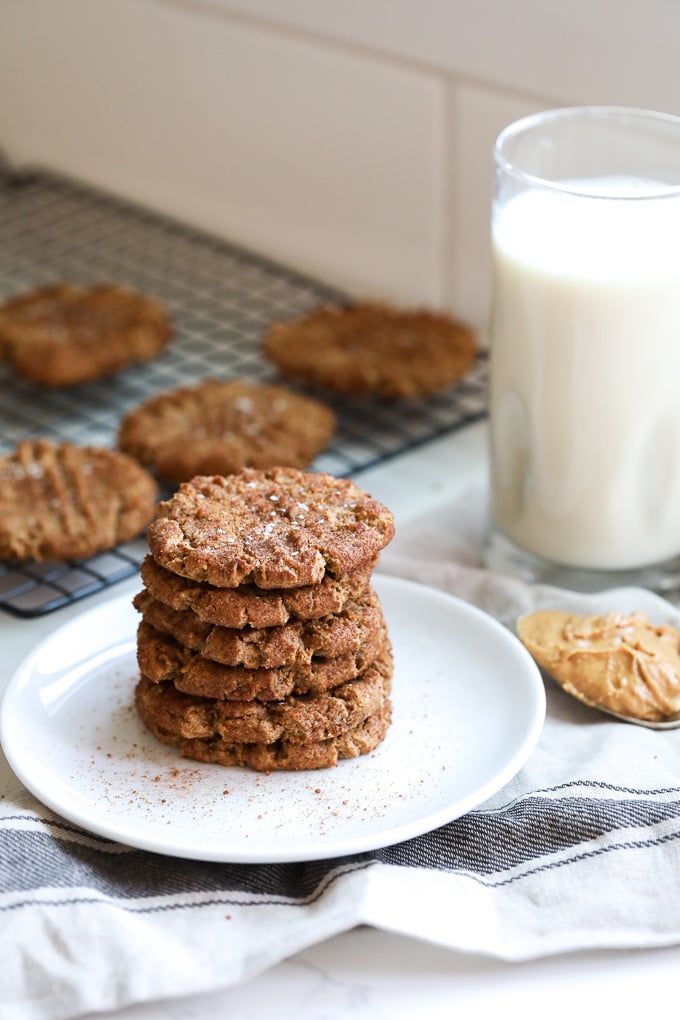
[0,827,361,903]
[370,792,680,877]
[4,783,680,909]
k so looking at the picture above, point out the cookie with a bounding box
[0,439,157,562]
[136,618,389,700]
[263,301,476,399]
[135,680,392,771]
[0,283,171,386]
[117,378,335,483]
[133,586,385,669]
[139,554,375,629]
[135,641,391,746]
[147,468,395,589]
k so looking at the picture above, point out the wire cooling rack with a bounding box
[0,167,488,618]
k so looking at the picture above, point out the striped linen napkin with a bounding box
[3,485,680,1020]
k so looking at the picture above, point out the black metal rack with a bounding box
[0,168,488,617]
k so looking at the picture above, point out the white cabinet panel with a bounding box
[0,0,443,304]
[208,0,680,112]
[442,87,544,333]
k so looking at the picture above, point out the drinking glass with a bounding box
[485,106,680,593]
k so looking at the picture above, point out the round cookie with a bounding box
[0,439,157,562]
[134,645,391,746]
[135,681,392,771]
[136,618,389,700]
[133,586,385,669]
[147,468,395,589]
[263,301,476,399]
[118,378,336,483]
[139,553,375,629]
[0,283,171,387]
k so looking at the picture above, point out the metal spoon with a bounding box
[540,668,680,730]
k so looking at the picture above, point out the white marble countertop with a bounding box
[4,421,680,1019]
[83,926,680,1019]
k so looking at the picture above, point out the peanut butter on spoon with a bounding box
[517,610,680,726]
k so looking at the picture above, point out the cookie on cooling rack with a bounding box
[117,378,336,483]
[146,468,395,589]
[0,439,158,562]
[263,300,477,399]
[0,283,171,386]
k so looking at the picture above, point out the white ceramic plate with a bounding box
[0,575,545,863]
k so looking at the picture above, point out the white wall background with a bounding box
[2,0,679,335]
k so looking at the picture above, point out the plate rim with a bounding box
[0,574,546,863]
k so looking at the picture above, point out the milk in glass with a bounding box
[490,178,680,570]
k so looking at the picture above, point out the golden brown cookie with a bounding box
[139,554,375,629]
[136,618,389,700]
[0,283,171,386]
[135,679,392,771]
[0,439,157,562]
[133,586,385,669]
[263,301,476,399]
[118,378,335,483]
[147,468,395,589]
[135,643,391,746]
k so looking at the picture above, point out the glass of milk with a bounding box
[485,106,680,593]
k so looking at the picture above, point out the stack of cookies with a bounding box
[133,467,395,771]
